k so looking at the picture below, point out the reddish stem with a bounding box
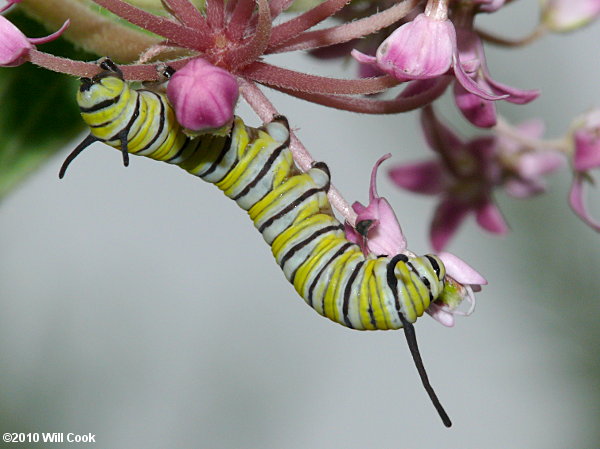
[243,62,399,95]
[227,0,256,41]
[268,78,450,113]
[269,0,420,53]
[225,0,272,69]
[91,0,207,50]
[206,0,226,30]
[28,50,192,79]
[161,0,208,31]
[238,77,357,225]
[268,0,350,49]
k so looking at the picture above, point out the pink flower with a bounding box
[476,0,507,13]
[344,153,486,328]
[166,58,239,133]
[568,109,600,231]
[352,7,538,128]
[344,154,407,256]
[497,119,565,198]
[389,107,508,251]
[451,19,538,128]
[426,252,487,327]
[0,15,69,67]
[542,0,600,32]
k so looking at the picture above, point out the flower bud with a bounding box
[541,0,600,32]
[352,13,454,81]
[166,58,239,134]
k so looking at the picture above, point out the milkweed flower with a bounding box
[495,118,565,198]
[352,2,538,128]
[428,252,486,327]
[344,154,407,257]
[345,153,486,327]
[568,109,600,231]
[389,107,508,251]
[0,14,69,67]
[352,12,455,82]
[451,8,539,128]
[541,0,600,32]
[166,58,239,134]
[476,0,506,13]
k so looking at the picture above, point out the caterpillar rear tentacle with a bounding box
[61,60,454,427]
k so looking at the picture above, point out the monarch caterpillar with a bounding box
[61,59,457,427]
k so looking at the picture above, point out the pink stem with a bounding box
[161,0,208,31]
[28,50,99,76]
[268,0,350,49]
[225,0,272,69]
[269,0,420,53]
[206,0,226,30]
[91,0,207,50]
[227,0,256,41]
[267,78,450,113]
[28,19,71,44]
[243,62,399,95]
[238,77,357,225]
[28,50,194,79]
[476,25,546,48]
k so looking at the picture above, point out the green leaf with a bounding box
[0,11,94,200]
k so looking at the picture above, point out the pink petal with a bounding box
[475,200,509,234]
[388,160,447,194]
[375,14,454,81]
[453,79,497,128]
[438,252,487,285]
[515,118,545,140]
[426,303,455,327]
[573,128,600,171]
[28,19,70,45]
[351,49,377,65]
[543,0,600,31]
[452,53,508,101]
[504,178,546,198]
[369,153,391,200]
[0,15,33,66]
[517,151,565,178]
[365,197,407,255]
[484,75,540,105]
[343,220,364,246]
[430,198,470,251]
[569,174,600,232]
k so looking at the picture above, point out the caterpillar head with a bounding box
[59,58,129,179]
[76,58,126,110]
[427,252,483,327]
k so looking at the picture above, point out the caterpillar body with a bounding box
[61,59,454,427]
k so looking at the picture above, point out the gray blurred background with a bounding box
[1,2,599,448]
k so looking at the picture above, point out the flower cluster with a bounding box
[1,0,599,327]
